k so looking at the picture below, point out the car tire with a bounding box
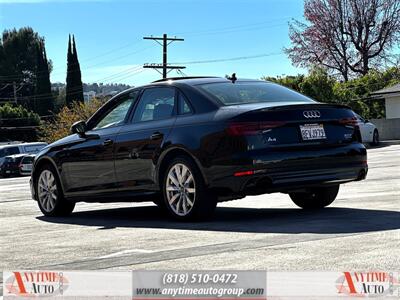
[289,185,339,209]
[371,129,379,146]
[36,164,75,217]
[162,156,217,221]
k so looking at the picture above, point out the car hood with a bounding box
[47,134,80,149]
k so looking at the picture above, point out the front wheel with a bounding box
[36,165,75,216]
[289,185,339,209]
[162,156,216,221]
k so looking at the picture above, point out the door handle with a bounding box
[150,132,163,140]
[102,139,114,146]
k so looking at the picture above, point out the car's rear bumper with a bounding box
[207,142,367,198]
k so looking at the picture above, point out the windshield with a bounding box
[197,81,314,106]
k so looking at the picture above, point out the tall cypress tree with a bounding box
[34,41,53,116]
[66,34,84,106]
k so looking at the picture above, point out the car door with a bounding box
[114,87,177,192]
[61,93,137,196]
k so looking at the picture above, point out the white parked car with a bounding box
[355,114,379,145]
[0,142,47,166]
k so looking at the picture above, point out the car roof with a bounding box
[116,77,261,94]
[5,154,28,158]
[106,77,265,106]
[150,76,260,86]
[0,142,47,149]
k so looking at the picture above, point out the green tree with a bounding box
[299,67,336,103]
[0,27,53,114]
[263,67,400,119]
[0,103,40,127]
[66,34,84,106]
[34,42,53,116]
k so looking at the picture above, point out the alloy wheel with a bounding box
[166,163,196,216]
[38,170,58,213]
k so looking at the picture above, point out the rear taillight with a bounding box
[339,116,358,127]
[234,170,254,177]
[227,121,286,136]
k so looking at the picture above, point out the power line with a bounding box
[143,34,185,79]
[174,16,299,37]
[172,52,284,65]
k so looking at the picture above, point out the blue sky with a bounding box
[0,0,307,86]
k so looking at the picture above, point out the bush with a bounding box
[0,103,40,127]
[39,99,105,143]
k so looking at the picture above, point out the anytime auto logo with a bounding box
[336,272,399,297]
[4,271,69,297]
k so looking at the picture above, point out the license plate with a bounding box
[6,170,10,174]
[300,124,326,140]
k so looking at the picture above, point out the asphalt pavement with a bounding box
[0,144,399,292]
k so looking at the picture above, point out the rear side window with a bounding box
[133,88,176,122]
[197,81,314,105]
[178,92,192,115]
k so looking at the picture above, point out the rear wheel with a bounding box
[162,156,216,221]
[289,185,339,209]
[36,164,75,216]
[371,129,379,146]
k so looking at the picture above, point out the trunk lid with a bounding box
[227,103,359,148]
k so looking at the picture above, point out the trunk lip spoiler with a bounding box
[261,102,351,111]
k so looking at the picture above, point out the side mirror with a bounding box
[364,119,369,123]
[71,120,87,135]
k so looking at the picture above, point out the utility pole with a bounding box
[13,81,17,105]
[143,34,185,79]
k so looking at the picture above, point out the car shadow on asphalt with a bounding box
[37,205,400,234]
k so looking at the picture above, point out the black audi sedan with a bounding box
[31,77,367,220]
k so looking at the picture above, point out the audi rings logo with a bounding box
[303,110,321,118]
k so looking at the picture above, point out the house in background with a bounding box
[83,91,96,103]
[371,83,400,119]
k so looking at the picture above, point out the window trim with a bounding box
[129,86,178,124]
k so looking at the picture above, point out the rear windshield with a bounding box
[197,81,314,105]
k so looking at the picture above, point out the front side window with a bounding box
[94,93,136,130]
[197,81,314,106]
[133,88,175,122]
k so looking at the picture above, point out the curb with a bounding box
[380,140,400,145]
